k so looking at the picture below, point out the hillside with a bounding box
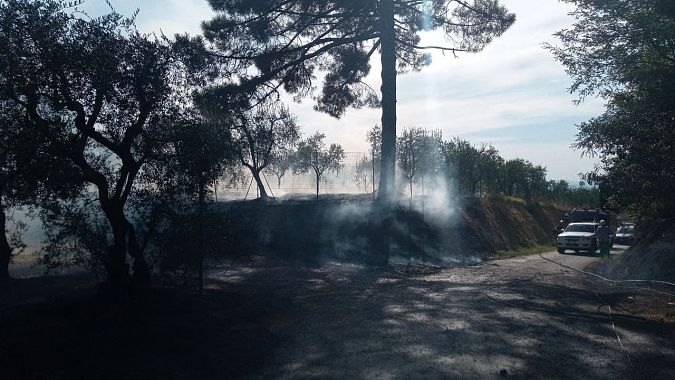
[216,196,565,265]
[602,219,675,281]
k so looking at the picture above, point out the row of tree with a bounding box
[358,126,598,205]
[0,0,518,284]
[264,132,346,199]
[210,99,345,200]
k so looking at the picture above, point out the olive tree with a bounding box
[229,101,299,199]
[0,0,174,287]
[294,133,345,199]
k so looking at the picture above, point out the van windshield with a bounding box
[565,224,596,233]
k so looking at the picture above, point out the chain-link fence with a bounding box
[216,152,379,200]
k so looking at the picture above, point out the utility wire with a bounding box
[538,253,675,297]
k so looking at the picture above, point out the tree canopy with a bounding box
[0,0,176,286]
[225,100,300,199]
[547,0,675,217]
[294,132,345,199]
[195,0,515,201]
[0,100,81,278]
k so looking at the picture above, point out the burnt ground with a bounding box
[2,246,675,379]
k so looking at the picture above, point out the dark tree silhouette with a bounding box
[0,102,82,279]
[0,103,38,279]
[442,137,481,196]
[229,101,299,199]
[267,151,296,189]
[397,128,426,199]
[546,0,675,216]
[1,104,52,278]
[196,0,515,203]
[166,109,236,293]
[0,0,174,287]
[475,144,502,196]
[294,133,345,199]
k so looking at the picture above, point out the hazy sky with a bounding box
[81,0,606,182]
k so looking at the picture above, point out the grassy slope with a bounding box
[461,197,563,255]
[602,219,675,281]
[216,196,565,264]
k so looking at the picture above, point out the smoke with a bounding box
[387,169,483,267]
[212,159,488,268]
[404,173,461,225]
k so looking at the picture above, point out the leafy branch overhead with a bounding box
[194,0,514,203]
[547,0,675,217]
[0,0,179,285]
[196,0,515,117]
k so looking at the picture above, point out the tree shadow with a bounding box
[1,263,673,379]
[221,263,675,379]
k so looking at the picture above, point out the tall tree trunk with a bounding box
[251,170,268,198]
[0,196,11,280]
[107,213,129,288]
[99,196,150,289]
[100,198,130,289]
[125,220,150,286]
[315,172,320,200]
[198,175,205,295]
[378,0,397,204]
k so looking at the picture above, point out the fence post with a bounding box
[372,150,376,199]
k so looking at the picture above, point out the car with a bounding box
[556,222,599,254]
[615,224,635,245]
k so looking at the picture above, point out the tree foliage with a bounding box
[267,150,296,189]
[0,101,80,278]
[166,109,238,196]
[195,0,515,202]
[294,132,345,199]
[387,128,598,205]
[0,0,176,286]
[225,100,300,199]
[547,0,675,217]
[397,127,442,198]
[353,156,375,193]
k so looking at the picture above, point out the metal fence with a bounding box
[216,152,379,200]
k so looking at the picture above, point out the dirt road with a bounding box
[3,247,674,379]
[209,247,675,379]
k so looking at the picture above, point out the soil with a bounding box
[601,219,675,282]
[217,197,566,267]
[2,246,674,379]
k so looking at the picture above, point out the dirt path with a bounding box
[209,247,675,379]
[2,247,673,379]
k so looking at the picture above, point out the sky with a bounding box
[80,0,607,183]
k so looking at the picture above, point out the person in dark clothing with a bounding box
[596,220,610,258]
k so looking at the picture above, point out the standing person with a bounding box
[596,220,610,258]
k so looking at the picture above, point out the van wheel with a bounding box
[557,249,565,254]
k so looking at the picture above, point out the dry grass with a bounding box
[493,195,526,205]
[497,244,556,258]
